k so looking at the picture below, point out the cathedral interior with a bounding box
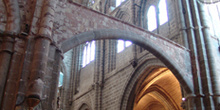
[0,0,220,110]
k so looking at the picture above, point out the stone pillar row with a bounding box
[179,0,205,109]
[180,0,220,109]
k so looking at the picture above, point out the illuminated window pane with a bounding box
[117,40,125,53]
[159,0,168,25]
[117,40,132,53]
[82,41,95,67]
[90,41,95,61]
[205,3,220,37]
[147,6,157,31]
[125,41,132,47]
[87,43,91,65]
[82,45,87,67]
[116,0,125,7]
[59,72,64,87]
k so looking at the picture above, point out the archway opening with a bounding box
[60,30,193,110]
[133,67,183,110]
[61,29,193,95]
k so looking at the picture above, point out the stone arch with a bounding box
[119,58,165,110]
[120,58,183,110]
[136,84,180,110]
[61,29,193,95]
[78,103,92,110]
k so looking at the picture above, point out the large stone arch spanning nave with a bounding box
[0,0,193,96]
[0,0,196,109]
[56,1,194,94]
[60,29,193,109]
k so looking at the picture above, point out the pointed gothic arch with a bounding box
[119,58,182,110]
[78,103,91,110]
[119,58,165,110]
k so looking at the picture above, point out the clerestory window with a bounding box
[205,2,220,37]
[117,40,132,53]
[159,0,168,25]
[82,41,95,67]
[116,0,125,7]
[147,6,157,31]
[147,0,168,31]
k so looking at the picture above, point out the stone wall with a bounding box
[0,0,220,109]
[61,0,191,110]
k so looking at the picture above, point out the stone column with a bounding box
[26,36,51,108]
[41,43,62,110]
[1,36,27,110]
[0,35,15,108]
[0,0,20,108]
[181,0,205,109]
[197,1,220,109]
[48,45,62,110]
[26,0,57,108]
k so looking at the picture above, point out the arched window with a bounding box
[116,0,125,7]
[147,6,157,31]
[159,0,168,25]
[82,41,95,67]
[117,40,132,53]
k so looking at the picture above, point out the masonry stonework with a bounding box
[0,0,220,110]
